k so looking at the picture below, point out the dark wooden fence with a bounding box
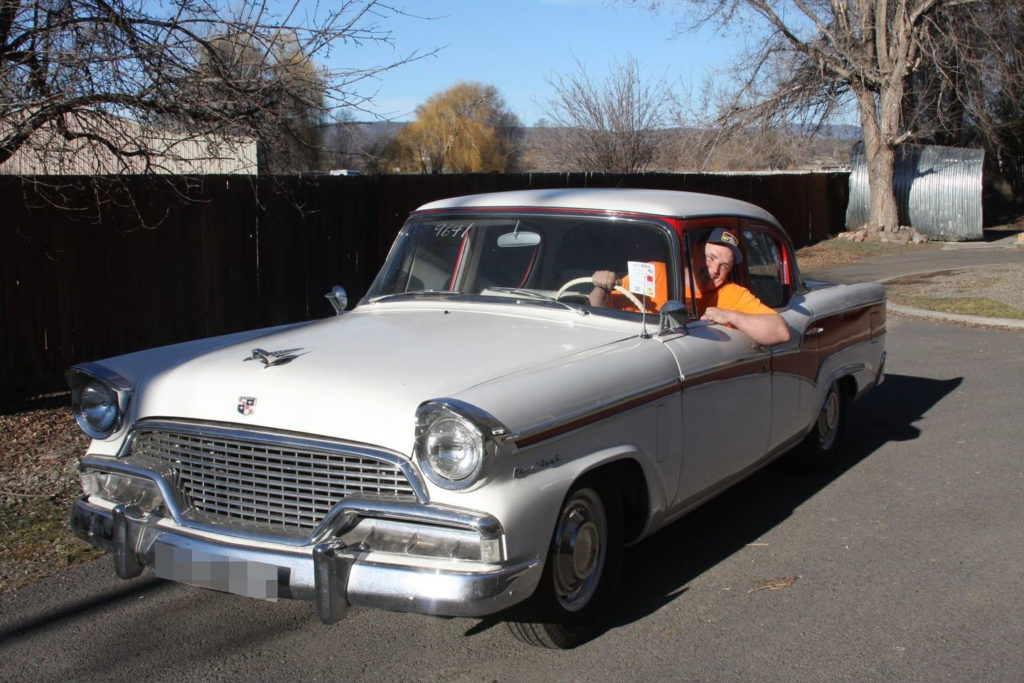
[1,171,849,390]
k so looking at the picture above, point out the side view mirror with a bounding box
[325,285,348,315]
[659,300,688,335]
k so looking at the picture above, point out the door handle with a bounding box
[805,326,825,336]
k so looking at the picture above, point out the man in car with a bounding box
[690,228,790,345]
[590,228,790,346]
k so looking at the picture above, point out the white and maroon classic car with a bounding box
[67,189,886,648]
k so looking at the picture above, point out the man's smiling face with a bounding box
[696,241,734,293]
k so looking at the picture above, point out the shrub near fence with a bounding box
[0,171,849,389]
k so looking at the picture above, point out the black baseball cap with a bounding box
[706,227,743,264]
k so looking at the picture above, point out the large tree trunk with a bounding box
[856,84,902,231]
[865,142,898,230]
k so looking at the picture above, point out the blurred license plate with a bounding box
[154,543,279,601]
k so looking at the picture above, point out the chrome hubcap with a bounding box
[551,489,606,612]
[818,386,840,450]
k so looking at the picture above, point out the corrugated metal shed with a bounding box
[846,142,984,240]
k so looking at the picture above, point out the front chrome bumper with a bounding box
[71,496,540,623]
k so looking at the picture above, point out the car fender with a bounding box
[444,433,668,571]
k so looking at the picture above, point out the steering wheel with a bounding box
[555,276,646,311]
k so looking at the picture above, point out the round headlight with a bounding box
[424,415,484,481]
[67,365,133,441]
[72,379,122,439]
[81,381,118,429]
[415,407,490,490]
[415,400,510,491]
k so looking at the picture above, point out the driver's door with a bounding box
[660,220,774,507]
[662,323,773,506]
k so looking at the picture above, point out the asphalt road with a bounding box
[2,316,1022,682]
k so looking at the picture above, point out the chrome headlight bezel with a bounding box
[414,399,511,491]
[66,364,134,440]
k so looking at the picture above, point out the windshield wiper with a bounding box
[368,289,461,303]
[486,287,588,315]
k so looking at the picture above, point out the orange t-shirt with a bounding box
[694,282,775,316]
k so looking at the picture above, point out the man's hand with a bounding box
[589,270,619,307]
[591,270,618,292]
[700,306,733,326]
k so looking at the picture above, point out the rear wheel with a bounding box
[506,478,623,649]
[795,380,848,472]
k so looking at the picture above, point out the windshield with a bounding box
[364,213,678,313]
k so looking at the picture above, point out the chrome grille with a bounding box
[130,426,418,531]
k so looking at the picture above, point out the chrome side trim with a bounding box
[679,353,771,386]
[513,377,681,448]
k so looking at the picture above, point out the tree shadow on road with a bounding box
[602,372,962,633]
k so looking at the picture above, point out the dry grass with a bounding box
[0,394,101,596]
[883,266,1024,319]
[796,236,1023,320]
[794,236,940,270]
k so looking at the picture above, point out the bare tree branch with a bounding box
[0,0,434,176]
[535,55,680,173]
[635,0,1019,230]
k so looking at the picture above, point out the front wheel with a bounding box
[506,479,623,649]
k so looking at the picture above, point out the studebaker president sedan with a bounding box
[68,188,886,648]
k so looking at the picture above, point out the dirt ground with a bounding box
[0,393,98,595]
[884,265,1024,318]
[797,230,1023,318]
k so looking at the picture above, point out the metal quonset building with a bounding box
[846,142,985,241]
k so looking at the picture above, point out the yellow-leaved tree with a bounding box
[390,82,522,173]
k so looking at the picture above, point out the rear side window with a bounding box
[741,229,786,308]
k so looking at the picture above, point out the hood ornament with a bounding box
[244,347,306,368]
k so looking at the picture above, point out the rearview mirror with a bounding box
[497,231,541,248]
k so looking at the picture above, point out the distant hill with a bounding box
[315,120,862,174]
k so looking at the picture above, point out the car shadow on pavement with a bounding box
[601,372,963,634]
[0,574,166,644]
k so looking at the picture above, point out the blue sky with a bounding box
[329,0,737,125]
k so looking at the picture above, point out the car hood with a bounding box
[133,303,636,454]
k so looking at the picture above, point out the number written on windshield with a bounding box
[432,223,472,239]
